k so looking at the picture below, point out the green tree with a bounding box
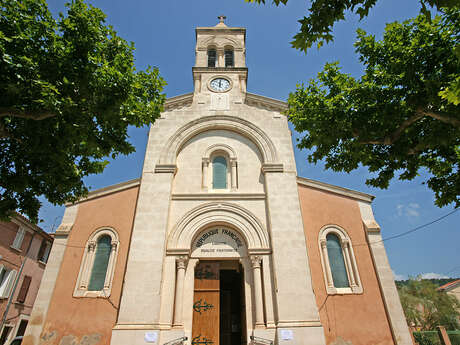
[398,278,460,330]
[246,0,459,52]
[288,9,460,208]
[0,0,166,222]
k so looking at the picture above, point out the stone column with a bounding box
[320,239,333,289]
[230,158,237,191]
[104,241,118,289]
[202,158,209,191]
[173,256,188,327]
[341,240,357,288]
[251,255,264,327]
[217,48,225,67]
[80,241,96,289]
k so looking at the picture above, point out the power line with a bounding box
[354,208,459,247]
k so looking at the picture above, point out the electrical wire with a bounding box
[1,207,459,251]
[353,208,459,247]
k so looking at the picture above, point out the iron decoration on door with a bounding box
[192,262,220,345]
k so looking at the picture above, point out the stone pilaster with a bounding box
[173,256,188,327]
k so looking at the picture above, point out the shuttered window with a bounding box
[0,266,17,298]
[38,239,51,263]
[212,156,227,189]
[17,275,31,303]
[11,228,25,250]
[208,49,216,67]
[326,234,350,288]
[88,235,111,291]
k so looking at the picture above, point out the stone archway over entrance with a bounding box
[162,203,273,343]
[166,202,270,254]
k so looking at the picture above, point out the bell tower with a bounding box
[192,16,248,109]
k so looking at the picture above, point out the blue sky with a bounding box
[41,0,460,280]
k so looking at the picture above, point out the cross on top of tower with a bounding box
[218,15,226,24]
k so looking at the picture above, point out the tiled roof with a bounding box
[437,279,460,291]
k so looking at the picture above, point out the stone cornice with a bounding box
[296,176,375,203]
[192,67,248,74]
[154,164,177,174]
[164,93,193,111]
[64,178,140,206]
[261,163,284,173]
[245,92,288,113]
[196,27,246,35]
[171,193,265,200]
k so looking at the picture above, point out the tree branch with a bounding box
[0,108,56,121]
[417,108,460,129]
[355,112,425,145]
[0,123,9,139]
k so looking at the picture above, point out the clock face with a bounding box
[210,78,231,92]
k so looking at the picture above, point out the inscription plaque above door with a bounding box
[192,228,246,258]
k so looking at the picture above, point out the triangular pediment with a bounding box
[244,92,287,113]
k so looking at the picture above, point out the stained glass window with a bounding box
[88,235,111,291]
[326,233,350,288]
[213,156,227,189]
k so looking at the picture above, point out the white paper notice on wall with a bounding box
[280,329,293,340]
[144,331,158,343]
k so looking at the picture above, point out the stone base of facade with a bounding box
[111,327,184,345]
[275,326,326,345]
[110,326,326,345]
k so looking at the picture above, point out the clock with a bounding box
[209,77,231,92]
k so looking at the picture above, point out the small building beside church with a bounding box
[24,18,412,345]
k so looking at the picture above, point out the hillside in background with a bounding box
[395,278,459,288]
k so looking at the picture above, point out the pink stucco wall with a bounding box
[298,183,395,345]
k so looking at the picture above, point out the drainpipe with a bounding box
[0,231,36,331]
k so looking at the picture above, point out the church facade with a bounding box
[24,19,412,345]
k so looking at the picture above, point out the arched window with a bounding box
[88,235,111,291]
[326,234,349,288]
[225,49,234,67]
[212,156,227,189]
[319,225,362,294]
[202,145,238,192]
[74,228,119,297]
[208,49,217,67]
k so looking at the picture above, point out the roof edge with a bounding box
[438,279,460,291]
[65,178,141,206]
[11,213,53,240]
[164,93,194,111]
[245,92,288,112]
[296,176,375,203]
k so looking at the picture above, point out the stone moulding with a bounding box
[158,115,280,166]
[164,93,193,111]
[261,163,284,173]
[245,92,288,113]
[64,178,141,206]
[167,201,270,252]
[171,193,265,200]
[154,164,178,174]
[296,176,374,203]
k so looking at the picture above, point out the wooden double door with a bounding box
[192,262,245,345]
